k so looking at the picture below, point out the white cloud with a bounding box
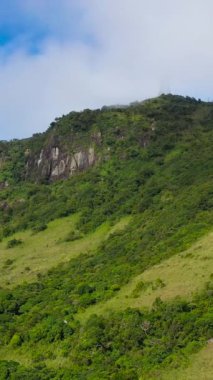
[0,0,213,140]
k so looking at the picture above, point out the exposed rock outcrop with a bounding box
[26,145,96,182]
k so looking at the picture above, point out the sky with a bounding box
[0,0,213,140]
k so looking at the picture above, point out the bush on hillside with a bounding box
[7,238,23,249]
[32,223,47,234]
[64,229,83,242]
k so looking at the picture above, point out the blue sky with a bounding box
[0,0,213,140]
[0,1,94,54]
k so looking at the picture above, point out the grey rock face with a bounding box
[26,145,96,182]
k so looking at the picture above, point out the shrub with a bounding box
[7,238,23,249]
[64,229,83,242]
[32,224,47,234]
[4,259,14,267]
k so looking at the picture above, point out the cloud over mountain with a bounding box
[0,0,213,139]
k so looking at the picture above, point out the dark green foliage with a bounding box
[0,361,55,380]
[0,284,212,379]
[32,224,47,234]
[7,238,23,249]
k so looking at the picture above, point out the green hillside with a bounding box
[157,341,213,380]
[0,94,212,379]
[0,214,130,288]
[76,231,213,321]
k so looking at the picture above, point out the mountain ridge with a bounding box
[0,93,212,379]
[0,93,210,184]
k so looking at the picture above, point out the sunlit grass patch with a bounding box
[0,214,131,288]
[77,230,213,322]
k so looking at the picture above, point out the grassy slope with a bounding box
[154,341,213,380]
[77,230,213,321]
[0,222,211,373]
[0,215,131,288]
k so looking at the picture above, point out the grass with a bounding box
[77,230,213,322]
[149,340,213,380]
[0,214,131,288]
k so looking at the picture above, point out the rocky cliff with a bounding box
[26,144,96,181]
[0,108,105,182]
[0,94,206,184]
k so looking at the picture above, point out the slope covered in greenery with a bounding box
[76,231,213,321]
[0,214,130,288]
[156,341,213,380]
[0,94,212,379]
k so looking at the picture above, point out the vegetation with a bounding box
[0,214,129,288]
[0,284,212,379]
[156,341,213,380]
[6,238,23,249]
[0,94,212,378]
[76,231,213,320]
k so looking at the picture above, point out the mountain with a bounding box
[0,94,212,379]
